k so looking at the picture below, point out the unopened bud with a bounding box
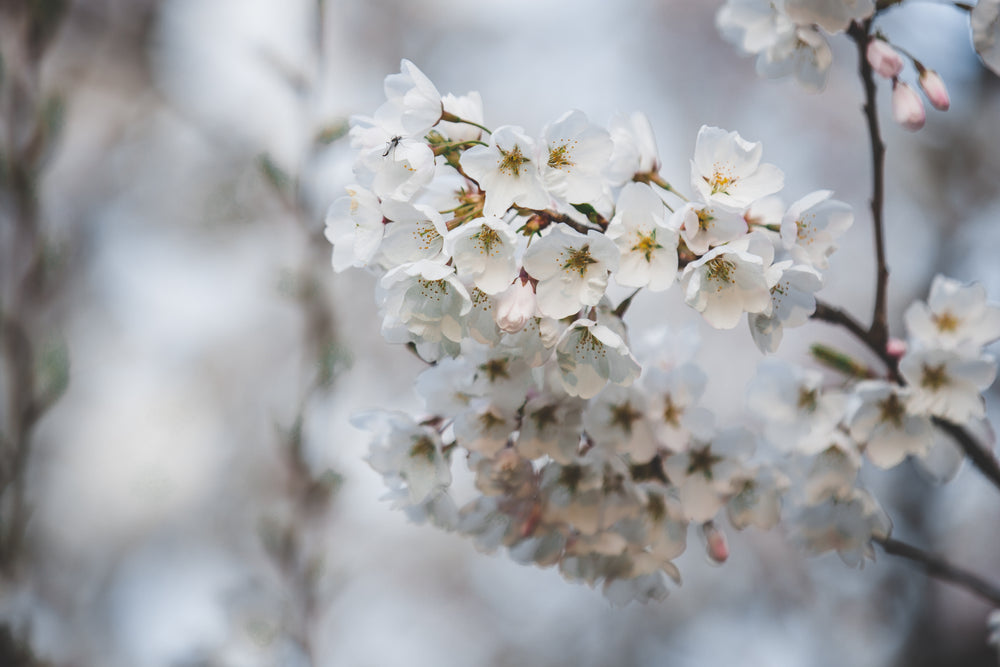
[495,278,536,334]
[892,81,925,132]
[886,338,907,359]
[702,522,729,564]
[867,39,904,79]
[918,69,950,111]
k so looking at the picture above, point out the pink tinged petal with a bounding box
[867,38,904,79]
[919,69,950,111]
[892,81,925,132]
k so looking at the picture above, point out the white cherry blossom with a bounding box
[748,260,822,353]
[522,224,620,319]
[443,216,519,295]
[691,125,784,210]
[324,185,384,272]
[374,59,442,138]
[379,260,471,345]
[605,111,660,185]
[671,200,747,256]
[354,137,436,203]
[554,319,641,399]
[438,91,485,142]
[681,233,773,330]
[904,275,1000,350]
[378,199,448,266]
[848,381,933,469]
[539,110,613,205]
[460,125,549,217]
[355,410,452,507]
[606,182,678,291]
[780,189,853,269]
[899,348,997,422]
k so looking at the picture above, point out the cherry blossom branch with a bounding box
[811,300,900,381]
[811,301,1000,494]
[874,535,1000,606]
[848,20,890,352]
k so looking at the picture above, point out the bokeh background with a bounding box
[2,0,1000,665]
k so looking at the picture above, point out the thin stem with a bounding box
[874,535,1000,606]
[439,111,491,135]
[932,417,1000,492]
[848,21,890,351]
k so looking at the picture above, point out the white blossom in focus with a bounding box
[355,137,436,203]
[379,260,471,345]
[605,111,660,185]
[555,319,641,399]
[681,233,773,330]
[374,59,443,137]
[444,216,519,295]
[691,126,784,210]
[495,277,537,334]
[606,182,679,291]
[439,91,485,142]
[904,275,1000,350]
[461,125,549,217]
[671,200,747,256]
[522,224,620,319]
[378,199,448,266]
[540,110,613,205]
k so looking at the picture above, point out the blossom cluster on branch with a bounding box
[325,50,1000,604]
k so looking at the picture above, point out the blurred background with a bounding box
[2,0,1000,665]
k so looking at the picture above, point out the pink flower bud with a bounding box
[867,39,904,79]
[886,338,907,359]
[702,522,729,564]
[495,278,536,334]
[892,81,925,132]
[919,69,950,111]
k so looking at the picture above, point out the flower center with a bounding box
[877,392,905,427]
[563,245,598,276]
[708,164,736,195]
[686,444,724,480]
[473,226,502,255]
[497,144,531,177]
[705,257,735,285]
[547,142,576,170]
[932,310,961,333]
[631,231,662,261]
[696,208,715,231]
[409,435,436,461]
[920,363,949,390]
[609,401,643,435]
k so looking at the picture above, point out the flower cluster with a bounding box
[744,274,1000,565]
[326,60,876,602]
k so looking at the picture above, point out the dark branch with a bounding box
[848,21,890,351]
[875,535,1000,606]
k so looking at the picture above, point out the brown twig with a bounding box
[847,20,890,352]
[874,535,1000,606]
